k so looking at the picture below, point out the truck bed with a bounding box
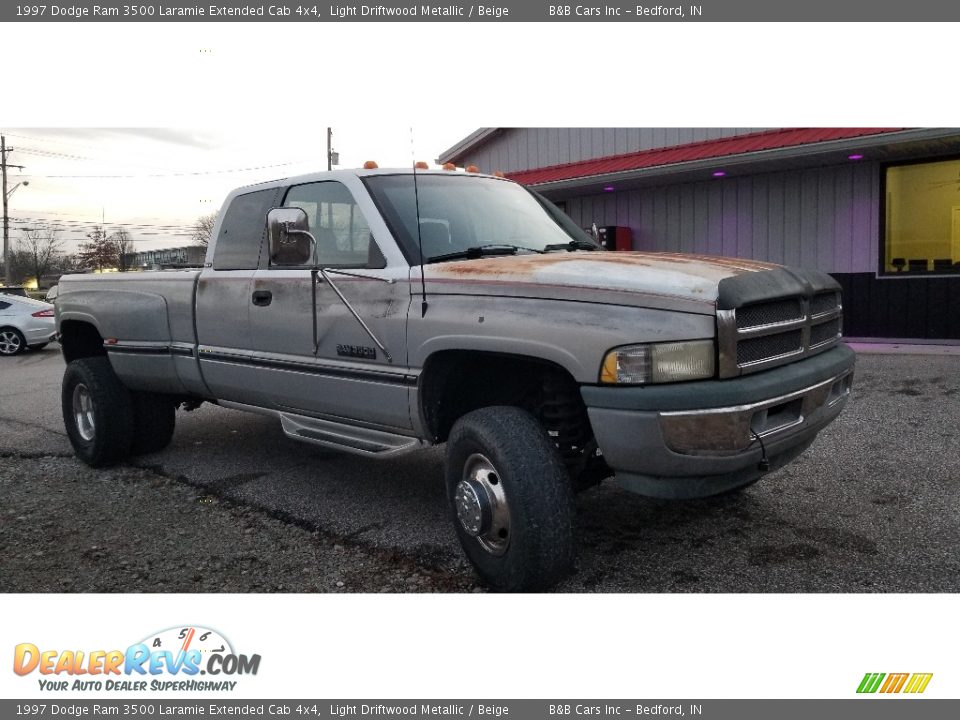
[57,270,203,396]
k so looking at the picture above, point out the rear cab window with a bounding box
[212,188,283,271]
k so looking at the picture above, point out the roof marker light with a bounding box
[414,161,429,170]
[603,185,616,192]
[493,171,505,178]
[466,165,480,173]
[363,160,379,169]
[848,154,864,161]
[712,171,727,178]
[442,163,457,171]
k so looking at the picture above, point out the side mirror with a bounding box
[267,207,313,265]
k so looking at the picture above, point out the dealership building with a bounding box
[439,128,960,342]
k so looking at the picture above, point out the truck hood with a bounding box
[421,251,782,315]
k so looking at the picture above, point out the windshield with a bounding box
[363,174,597,264]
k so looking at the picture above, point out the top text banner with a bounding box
[5,1,960,21]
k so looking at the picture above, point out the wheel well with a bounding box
[421,348,584,429]
[420,351,606,487]
[60,321,106,363]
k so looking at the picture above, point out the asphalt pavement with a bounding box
[2,344,959,592]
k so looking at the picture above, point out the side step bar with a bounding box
[217,400,424,458]
[279,414,424,456]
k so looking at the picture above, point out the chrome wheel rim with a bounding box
[454,453,511,556]
[0,330,21,355]
[72,383,96,441]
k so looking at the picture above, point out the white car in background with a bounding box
[0,295,57,356]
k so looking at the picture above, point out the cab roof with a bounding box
[235,167,509,193]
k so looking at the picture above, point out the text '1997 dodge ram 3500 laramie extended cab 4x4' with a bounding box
[57,166,854,591]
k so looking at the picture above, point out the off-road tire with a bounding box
[446,406,575,591]
[62,357,135,467]
[131,392,177,455]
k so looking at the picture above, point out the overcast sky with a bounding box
[1,125,475,253]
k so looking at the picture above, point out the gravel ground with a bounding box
[2,344,959,592]
[0,455,481,593]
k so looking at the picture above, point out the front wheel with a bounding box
[446,406,575,591]
[62,357,135,467]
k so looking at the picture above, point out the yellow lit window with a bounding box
[884,157,960,273]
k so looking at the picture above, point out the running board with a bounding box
[279,413,424,457]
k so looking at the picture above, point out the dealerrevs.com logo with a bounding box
[13,626,261,692]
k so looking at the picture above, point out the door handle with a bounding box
[251,290,272,307]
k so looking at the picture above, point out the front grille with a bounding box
[737,331,803,365]
[810,318,841,347]
[736,299,803,329]
[810,292,839,317]
[718,284,843,378]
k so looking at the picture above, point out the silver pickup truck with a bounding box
[57,167,854,590]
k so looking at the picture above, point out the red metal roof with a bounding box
[506,128,905,185]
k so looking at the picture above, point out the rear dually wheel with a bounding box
[62,357,135,467]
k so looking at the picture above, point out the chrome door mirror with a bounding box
[267,207,313,265]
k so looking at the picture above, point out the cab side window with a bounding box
[280,181,385,269]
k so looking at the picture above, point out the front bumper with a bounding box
[581,345,855,499]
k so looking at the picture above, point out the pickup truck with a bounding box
[57,166,854,591]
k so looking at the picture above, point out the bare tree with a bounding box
[17,228,64,287]
[2,246,33,286]
[110,229,136,271]
[192,212,218,247]
[76,227,118,272]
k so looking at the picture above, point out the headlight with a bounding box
[600,340,715,384]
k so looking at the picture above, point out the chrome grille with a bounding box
[810,318,842,347]
[810,292,840,317]
[735,299,803,329]
[737,330,803,365]
[718,290,843,378]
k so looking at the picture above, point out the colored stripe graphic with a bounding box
[904,673,934,694]
[857,672,932,694]
[857,673,885,693]
[880,673,909,693]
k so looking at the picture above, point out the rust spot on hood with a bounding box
[425,251,781,307]
[430,251,778,280]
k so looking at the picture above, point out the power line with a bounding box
[14,148,94,162]
[0,131,106,152]
[14,207,201,223]
[13,213,196,227]
[0,131,224,174]
[9,222,195,239]
[25,160,297,180]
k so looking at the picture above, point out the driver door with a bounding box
[246,180,412,431]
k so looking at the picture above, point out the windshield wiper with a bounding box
[426,244,541,264]
[542,239,600,253]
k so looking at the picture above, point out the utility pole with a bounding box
[2,135,8,287]
[2,135,26,286]
[327,127,332,171]
[326,127,339,171]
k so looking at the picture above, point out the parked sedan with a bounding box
[0,295,57,356]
